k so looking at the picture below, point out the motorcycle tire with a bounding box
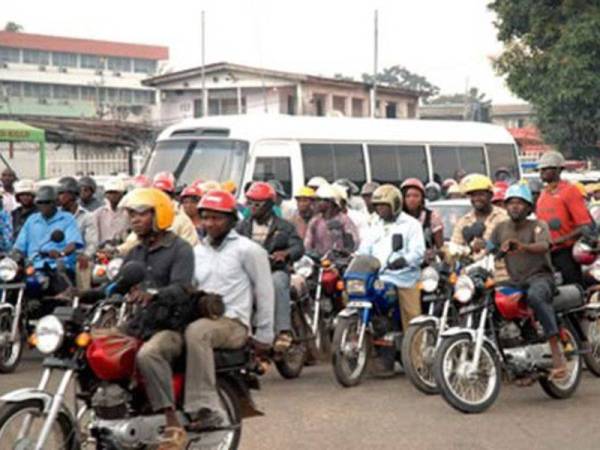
[539,326,582,399]
[332,316,370,388]
[0,398,79,449]
[401,321,439,395]
[581,318,600,376]
[0,312,24,374]
[275,308,308,379]
[433,335,501,414]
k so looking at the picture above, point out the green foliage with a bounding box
[362,65,439,96]
[4,22,23,32]
[489,1,600,155]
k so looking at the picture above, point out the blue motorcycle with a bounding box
[332,236,405,387]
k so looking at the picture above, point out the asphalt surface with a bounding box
[2,351,600,450]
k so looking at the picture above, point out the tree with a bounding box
[362,65,439,97]
[333,73,355,82]
[489,1,600,157]
[4,22,23,32]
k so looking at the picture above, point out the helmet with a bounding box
[180,185,204,199]
[331,183,348,204]
[307,176,328,190]
[221,180,237,194]
[447,184,463,197]
[504,183,533,205]
[360,182,380,196]
[78,176,97,191]
[401,178,425,194]
[267,180,288,198]
[461,174,493,194]
[57,177,79,195]
[442,178,458,189]
[527,178,543,195]
[424,181,442,202]
[198,189,237,214]
[334,178,359,196]
[316,184,341,207]
[492,181,509,203]
[14,179,35,196]
[295,186,316,199]
[199,180,221,192]
[371,184,402,216]
[573,181,587,198]
[104,178,126,193]
[246,182,276,202]
[152,171,175,193]
[573,239,597,265]
[131,174,151,189]
[586,183,600,195]
[35,185,57,203]
[538,151,565,170]
[121,188,175,230]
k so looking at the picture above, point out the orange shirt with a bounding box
[536,180,591,249]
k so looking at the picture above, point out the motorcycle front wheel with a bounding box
[0,399,78,449]
[539,326,582,399]
[332,316,370,387]
[0,311,24,373]
[433,335,501,414]
[401,321,439,395]
[582,317,600,376]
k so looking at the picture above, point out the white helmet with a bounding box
[14,179,36,196]
[104,178,126,193]
[316,184,342,207]
[307,176,328,190]
[331,183,348,205]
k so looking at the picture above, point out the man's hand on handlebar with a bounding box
[270,250,289,263]
[128,286,153,305]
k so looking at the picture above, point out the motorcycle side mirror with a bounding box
[50,230,65,243]
[392,234,404,252]
[548,218,562,231]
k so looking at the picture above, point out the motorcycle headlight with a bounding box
[0,257,18,282]
[420,267,440,293]
[454,275,475,304]
[293,256,314,279]
[107,258,124,281]
[590,260,600,282]
[346,279,366,296]
[34,315,65,354]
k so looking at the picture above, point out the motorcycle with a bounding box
[0,261,262,449]
[91,239,123,289]
[331,234,404,387]
[433,251,599,413]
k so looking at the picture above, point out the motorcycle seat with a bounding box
[553,284,584,312]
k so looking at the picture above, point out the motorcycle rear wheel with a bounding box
[0,399,78,449]
[401,321,439,395]
[275,308,308,379]
[434,335,501,414]
[0,311,24,374]
[539,326,582,399]
[582,318,600,376]
[332,316,370,387]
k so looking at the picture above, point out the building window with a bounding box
[133,59,157,74]
[301,143,366,187]
[81,55,105,70]
[0,47,20,63]
[1,81,21,96]
[252,157,292,197]
[287,95,296,115]
[517,118,525,128]
[351,98,364,117]
[81,86,98,101]
[333,96,346,115]
[369,145,428,184]
[133,90,154,105]
[23,49,50,65]
[52,52,77,68]
[23,83,51,98]
[108,57,131,72]
[53,85,79,100]
[313,94,325,116]
[385,102,397,118]
[120,89,133,104]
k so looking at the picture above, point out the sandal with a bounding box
[548,366,568,381]
[273,332,293,353]
[158,426,188,450]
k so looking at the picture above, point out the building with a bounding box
[0,31,168,122]
[142,62,422,126]
[490,103,535,129]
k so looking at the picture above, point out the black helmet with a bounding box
[57,177,79,195]
[35,186,57,203]
[267,179,288,199]
[79,176,97,192]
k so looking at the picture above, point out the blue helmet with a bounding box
[505,183,533,205]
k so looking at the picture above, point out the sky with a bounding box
[4,0,524,103]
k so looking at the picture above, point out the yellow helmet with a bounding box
[573,181,587,198]
[586,183,600,195]
[221,180,237,194]
[120,188,175,230]
[371,184,402,216]
[460,174,493,194]
[295,186,316,199]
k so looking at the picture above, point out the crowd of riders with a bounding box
[1,148,598,448]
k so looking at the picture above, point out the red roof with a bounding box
[508,126,554,154]
[0,31,168,60]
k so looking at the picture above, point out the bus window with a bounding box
[430,146,486,181]
[301,143,366,187]
[486,143,520,181]
[368,145,428,184]
[252,156,292,197]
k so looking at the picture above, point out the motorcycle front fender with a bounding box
[1,388,79,426]
[440,327,500,355]
[408,315,440,328]
[337,307,358,319]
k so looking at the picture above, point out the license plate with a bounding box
[346,301,372,309]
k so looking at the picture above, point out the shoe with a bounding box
[157,426,188,450]
[187,408,225,432]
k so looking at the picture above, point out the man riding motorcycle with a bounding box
[122,187,195,450]
[237,181,303,352]
[289,186,316,240]
[489,183,567,380]
[190,189,274,434]
[93,177,129,243]
[11,179,36,240]
[13,185,83,294]
[78,175,104,212]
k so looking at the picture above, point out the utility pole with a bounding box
[201,10,208,117]
[370,10,378,118]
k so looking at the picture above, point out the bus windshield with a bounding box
[144,139,248,188]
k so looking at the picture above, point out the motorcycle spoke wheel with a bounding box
[403,324,438,392]
[583,319,600,376]
[0,312,23,373]
[539,327,582,399]
[332,317,369,387]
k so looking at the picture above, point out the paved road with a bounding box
[2,351,600,450]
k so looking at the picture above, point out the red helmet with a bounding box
[198,189,237,213]
[152,171,175,193]
[132,174,151,189]
[180,185,204,199]
[86,335,142,381]
[400,178,425,193]
[492,181,509,203]
[573,239,597,265]
[245,181,276,201]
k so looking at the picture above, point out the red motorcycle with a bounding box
[0,263,262,450]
